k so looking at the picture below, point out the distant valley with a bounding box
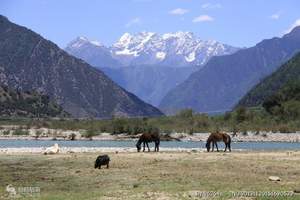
[2,13,300,118]
[160,26,300,114]
[65,32,239,106]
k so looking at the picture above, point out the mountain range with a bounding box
[66,32,239,68]
[3,13,299,118]
[238,52,300,108]
[65,32,239,106]
[0,15,163,118]
[159,26,300,114]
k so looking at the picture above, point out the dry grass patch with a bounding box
[0,151,299,199]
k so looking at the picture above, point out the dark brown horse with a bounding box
[206,132,231,152]
[136,133,160,152]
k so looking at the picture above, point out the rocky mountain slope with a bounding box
[238,52,300,108]
[160,26,300,114]
[0,15,163,118]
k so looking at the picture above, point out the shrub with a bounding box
[242,131,248,136]
[254,130,260,136]
[83,129,98,140]
[235,107,247,123]
[35,130,43,139]
[12,128,29,136]
[112,118,128,134]
[262,133,268,137]
[69,133,77,140]
[176,109,193,118]
[2,130,10,135]
[278,125,292,133]
[52,131,58,140]
[224,112,232,121]
[282,100,300,120]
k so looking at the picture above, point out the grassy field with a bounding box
[0,151,299,200]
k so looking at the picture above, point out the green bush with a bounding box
[12,128,29,136]
[278,125,292,133]
[2,130,10,135]
[176,109,193,118]
[83,129,98,140]
[69,133,77,140]
[35,130,43,139]
[235,107,247,123]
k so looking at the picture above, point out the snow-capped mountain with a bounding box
[65,32,240,68]
[65,36,121,68]
[112,31,239,67]
[65,33,240,106]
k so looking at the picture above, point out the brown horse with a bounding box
[206,132,231,152]
[136,133,160,152]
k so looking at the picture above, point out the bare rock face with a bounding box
[0,15,163,118]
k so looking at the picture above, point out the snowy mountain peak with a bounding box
[115,32,133,48]
[66,32,240,67]
[114,32,157,48]
[162,31,195,40]
[67,36,103,48]
[78,36,88,41]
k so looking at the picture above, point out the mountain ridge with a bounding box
[0,15,163,118]
[65,31,240,68]
[237,52,300,108]
[65,32,239,106]
[159,26,300,114]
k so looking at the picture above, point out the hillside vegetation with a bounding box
[0,85,67,117]
[238,52,300,121]
[238,52,300,106]
[1,106,299,135]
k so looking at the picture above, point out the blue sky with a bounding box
[0,0,299,48]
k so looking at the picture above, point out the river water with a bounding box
[0,140,299,150]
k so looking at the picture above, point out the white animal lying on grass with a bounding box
[6,184,16,197]
[44,143,59,155]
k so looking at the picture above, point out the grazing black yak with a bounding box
[136,133,160,152]
[206,132,231,152]
[94,155,110,169]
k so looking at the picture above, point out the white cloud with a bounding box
[270,14,280,20]
[125,17,141,28]
[169,8,189,15]
[193,15,214,23]
[269,11,282,20]
[284,18,300,34]
[201,3,222,9]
